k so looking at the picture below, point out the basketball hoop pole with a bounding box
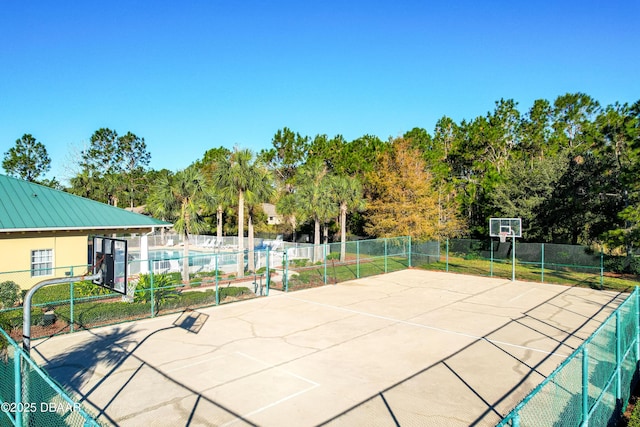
[499,233,516,281]
[511,233,516,282]
[22,274,100,355]
[497,232,516,281]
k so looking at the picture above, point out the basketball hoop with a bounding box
[123,280,137,302]
[490,218,521,282]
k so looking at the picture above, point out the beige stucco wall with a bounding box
[0,234,89,290]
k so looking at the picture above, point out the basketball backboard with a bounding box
[489,218,522,238]
[93,236,128,295]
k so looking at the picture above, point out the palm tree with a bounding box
[210,189,232,246]
[69,169,97,199]
[244,166,274,272]
[102,172,125,206]
[199,147,232,245]
[215,202,225,243]
[295,160,335,262]
[276,192,305,243]
[331,176,365,261]
[147,166,214,283]
[214,148,263,277]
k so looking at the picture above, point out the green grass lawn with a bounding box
[286,256,408,289]
[282,253,637,293]
[413,255,638,292]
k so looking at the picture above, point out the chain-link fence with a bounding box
[1,236,636,344]
[0,260,270,343]
[0,328,101,426]
[1,235,639,426]
[281,236,411,291]
[0,237,411,342]
[497,287,640,426]
[0,236,412,424]
[410,239,618,288]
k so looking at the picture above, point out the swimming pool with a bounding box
[128,249,249,275]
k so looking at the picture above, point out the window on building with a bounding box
[31,249,53,277]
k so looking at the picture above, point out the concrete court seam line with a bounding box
[283,294,572,358]
[219,383,320,427]
[163,353,229,374]
[236,351,320,387]
[216,352,321,426]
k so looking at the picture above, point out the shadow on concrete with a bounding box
[36,325,137,395]
[173,309,209,334]
[318,286,626,426]
[35,310,256,427]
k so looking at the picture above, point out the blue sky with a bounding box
[1,1,639,183]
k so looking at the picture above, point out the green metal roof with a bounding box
[0,174,171,232]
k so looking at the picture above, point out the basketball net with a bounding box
[121,278,137,302]
[499,232,509,243]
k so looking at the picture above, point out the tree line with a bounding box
[3,92,640,256]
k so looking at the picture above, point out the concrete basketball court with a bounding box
[30,270,627,426]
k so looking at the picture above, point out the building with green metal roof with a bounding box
[0,174,171,289]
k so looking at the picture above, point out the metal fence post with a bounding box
[582,345,589,426]
[69,266,75,334]
[446,238,449,272]
[323,243,328,285]
[490,240,494,277]
[540,243,544,283]
[512,235,516,282]
[215,254,219,305]
[356,240,360,279]
[636,287,639,366]
[384,238,388,273]
[150,269,155,318]
[284,250,289,292]
[600,249,604,289]
[408,236,412,268]
[146,258,152,301]
[265,247,270,296]
[616,310,622,402]
[14,349,22,427]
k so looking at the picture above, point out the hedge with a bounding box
[0,286,252,331]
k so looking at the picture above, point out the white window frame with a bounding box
[31,249,54,277]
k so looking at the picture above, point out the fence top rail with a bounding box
[0,264,92,276]
[497,285,639,425]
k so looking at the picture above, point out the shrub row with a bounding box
[0,286,252,331]
[161,290,217,311]
[0,307,44,330]
[604,255,640,275]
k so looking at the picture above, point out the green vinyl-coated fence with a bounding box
[0,237,412,339]
[496,286,640,427]
[282,236,411,291]
[0,328,101,427]
[0,237,412,424]
[411,239,616,288]
[1,236,637,341]
[0,236,639,426]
